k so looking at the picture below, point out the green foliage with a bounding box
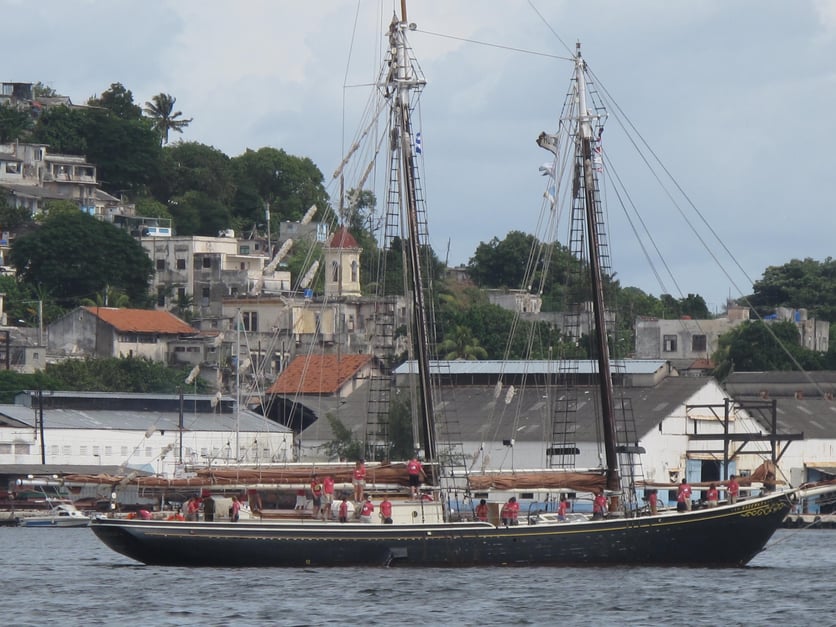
[44,356,205,393]
[151,142,234,208]
[0,102,33,142]
[320,413,363,461]
[750,257,836,321]
[133,196,172,220]
[712,320,823,380]
[438,325,489,360]
[0,357,199,401]
[387,393,417,461]
[143,93,192,145]
[10,212,153,306]
[468,231,538,289]
[167,190,230,236]
[0,195,32,230]
[87,83,143,120]
[229,147,330,227]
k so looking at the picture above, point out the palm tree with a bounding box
[143,93,192,145]
[438,325,489,361]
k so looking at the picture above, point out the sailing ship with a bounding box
[91,7,807,567]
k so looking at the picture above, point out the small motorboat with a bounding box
[18,502,91,528]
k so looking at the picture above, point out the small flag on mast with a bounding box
[415,132,422,155]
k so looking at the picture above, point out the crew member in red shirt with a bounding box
[592,489,607,520]
[677,478,692,512]
[557,494,570,521]
[647,489,658,515]
[322,475,335,519]
[407,456,424,499]
[475,499,488,522]
[705,483,719,508]
[360,495,375,523]
[500,496,519,526]
[338,496,349,523]
[353,460,367,502]
[379,496,393,524]
[727,474,740,504]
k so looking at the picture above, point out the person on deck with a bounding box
[310,475,323,518]
[185,497,200,521]
[338,496,350,523]
[322,475,335,519]
[727,475,740,504]
[380,496,393,524]
[592,490,607,520]
[647,489,658,516]
[677,479,692,512]
[407,455,424,499]
[203,495,216,522]
[705,483,719,507]
[475,499,488,522]
[353,460,367,502]
[558,494,570,521]
[230,496,241,522]
[500,497,519,526]
[360,495,375,523]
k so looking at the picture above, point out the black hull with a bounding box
[90,491,792,567]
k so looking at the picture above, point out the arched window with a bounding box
[351,260,359,282]
[331,260,339,282]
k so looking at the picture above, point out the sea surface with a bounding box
[1,527,834,626]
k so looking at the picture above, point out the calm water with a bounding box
[1,527,834,626]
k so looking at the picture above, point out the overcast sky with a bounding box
[6,0,836,313]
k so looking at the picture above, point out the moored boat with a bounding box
[91,5,817,567]
[19,502,91,528]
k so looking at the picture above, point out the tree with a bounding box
[229,147,330,227]
[468,231,538,289]
[150,142,234,208]
[167,190,230,237]
[9,212,153,306]
[438,325,489,360]
[0,195,33,230]
[712,320,822,380]
[320,413,363,461]
[0,103,33,142]
[143,93,192,145]
[88,83,142,120]
[749,257,836,321]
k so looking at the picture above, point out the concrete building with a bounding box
[635,304,829,371]
[0,390,293,478]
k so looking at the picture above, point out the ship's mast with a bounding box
[575,43,620,493]
[390,9,436,462]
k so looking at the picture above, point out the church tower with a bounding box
[324,227,362,298]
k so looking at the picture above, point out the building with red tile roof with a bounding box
[267,354,375,397]
[48,307,198,362]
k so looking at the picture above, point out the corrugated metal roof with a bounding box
[0,405,291,434]
[394,359,669,375]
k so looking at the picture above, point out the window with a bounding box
[5,161,20,174]
[663,335,677,352]
[156,259,166,271]
[176,258,186,270]
[178,287,186,301]
[121,446,128,456]
[105,446,113,456]
[331,260,339,282]
[51,445,59,456]
[62,445,71,456]
[80,445,88,455]
[243,311,258,332]
[202,287,210,307]
[692,335,707,352]
[351,260,358,282]
[157,292,166,307]
[0,443,10,454]
[240,245,250,254]
[14,443,30,455]
[202,257,212,269]
[145,447,153,458]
